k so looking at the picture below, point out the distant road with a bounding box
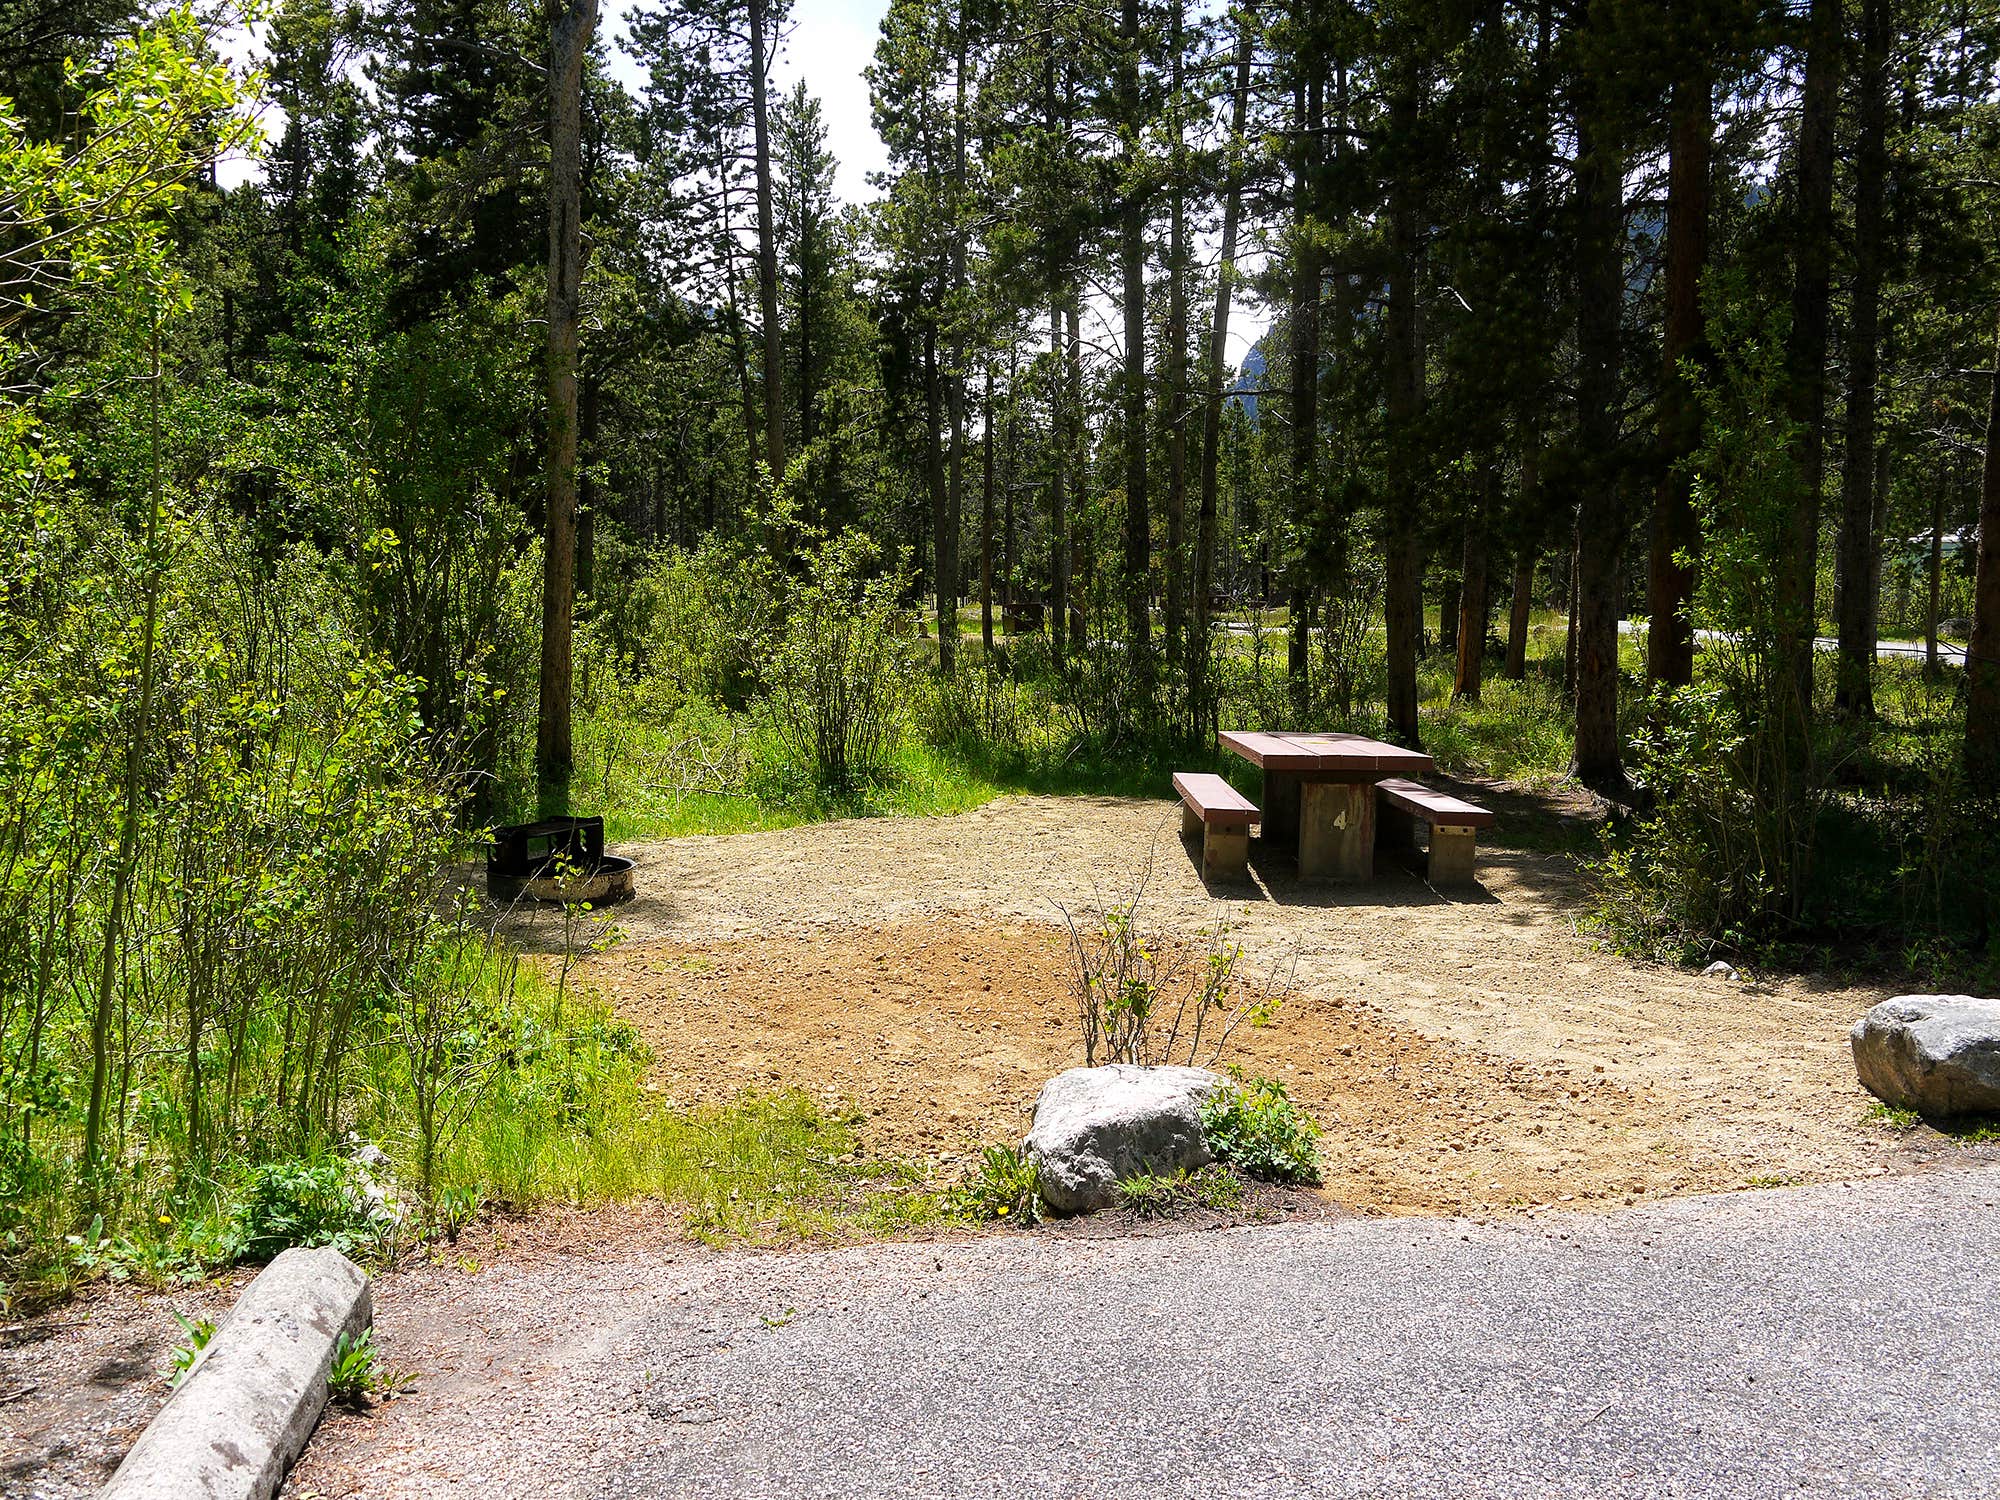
[1618,618,1968,665]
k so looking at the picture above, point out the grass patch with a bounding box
[1867,1101,1922,1132]
[1116,1165,1246,1217]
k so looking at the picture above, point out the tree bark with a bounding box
[1382,60,1424,748]
[1835,0,1889,717]
[536,0,597,811]
[1571,12,1627,793]
[981,359,995,656]
[1119,0,1151,691]
[1966,311,2000,791]
[1455,468,1494,701]
[1163,0,1189,683]
[1288,60,1321,726]
[747,0,785,485]
[1776,0,1841,718]
[1193,23,1253,706]
[1646,57,1710,694]
[1049,296,1068,659]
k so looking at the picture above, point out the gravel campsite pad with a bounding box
[543,790,1947,1212]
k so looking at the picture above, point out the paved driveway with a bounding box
[289,1167,2000,1499]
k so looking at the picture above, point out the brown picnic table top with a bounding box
[1218,729,1435,777]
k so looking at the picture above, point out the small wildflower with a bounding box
[157,1213,173,1226]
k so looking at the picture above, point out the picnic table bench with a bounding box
[1374,777,1496,886]
[1173,771,1259,882]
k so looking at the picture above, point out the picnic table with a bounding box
[1218,730,1435,881]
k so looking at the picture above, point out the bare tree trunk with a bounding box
[1927,475,1944,679]
[1383,61,1424,748]
[747,0,784,485]
[1646,58,1710,694]
[925,326,955,668]
[1505,549,1534,681]
[1455,467,1493,701]
[981,360,995,657]
[1836,0,1889,717]
[1119,0,1151,692]
[1049,297,1068,660]
[1163,0,1189,682]
[1287,61,1321,727]
[1003,340,1019,617]
[1193,23,1252,706]
[1571,21,1627,793]
[1776,0,1841,719]
[1966,309,2000,791]
[536,0,598,811]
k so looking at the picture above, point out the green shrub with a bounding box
[1116,1165,1244,1217]
[758,528,911,791]
[221,1157,396,1265]
[1199,1076,1322,1184]
[957,1143,1042,1225]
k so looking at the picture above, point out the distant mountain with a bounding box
[1230,343,1266,422]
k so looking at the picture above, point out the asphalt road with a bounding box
[480,1168,2000,1500]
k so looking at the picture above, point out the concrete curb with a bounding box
[100,1246,372,1500]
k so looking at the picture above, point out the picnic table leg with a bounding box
[1298,780,1375,880]
[1427,824,1479,885]
[1260,770,1300,846]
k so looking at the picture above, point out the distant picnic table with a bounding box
[1218,730,1435,881]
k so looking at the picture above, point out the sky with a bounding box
[606,0,892,205]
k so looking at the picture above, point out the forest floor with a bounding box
[15,787,1997,1499]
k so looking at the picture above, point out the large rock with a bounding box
[1851,995,2000,1117]
[1025,1064,1225,1215]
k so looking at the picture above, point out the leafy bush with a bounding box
[221,1157,396,1265]
[1061,896,1283,1068]
[759,528,911,791]
[1199,1076,1322,1184]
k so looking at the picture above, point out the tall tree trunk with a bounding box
[1383,60,1424,748]
[1068,301,1086,645]
[1646,56,1711,694]
[1836,0,1889,717]
[1966,317,2000,790]
[1505,549,1534,681]
[747,0,784,485]
[1049,298,1068,659]
[925,327,955,667]
[1119,0,1151,690]
[981,360,995,656]
[1571,14,1627,792]
[1163,0,1189,681]
[1003,341,1019,616]
[1776,0,1841,718]
[1288,62,1322,726]
[942,22,969,674]
[536,0,597,811]
[1455,468,1494,701]
[1193,23,1253,706]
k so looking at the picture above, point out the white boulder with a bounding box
[1850,995,2000,1118]
[1025,1064,1225,1215]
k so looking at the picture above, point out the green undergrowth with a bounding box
[3,955,953,1306]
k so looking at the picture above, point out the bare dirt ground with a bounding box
[17,787,1993,1499]
[531,788,1962,1213]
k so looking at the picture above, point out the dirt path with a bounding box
[514,790,1970,1214]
